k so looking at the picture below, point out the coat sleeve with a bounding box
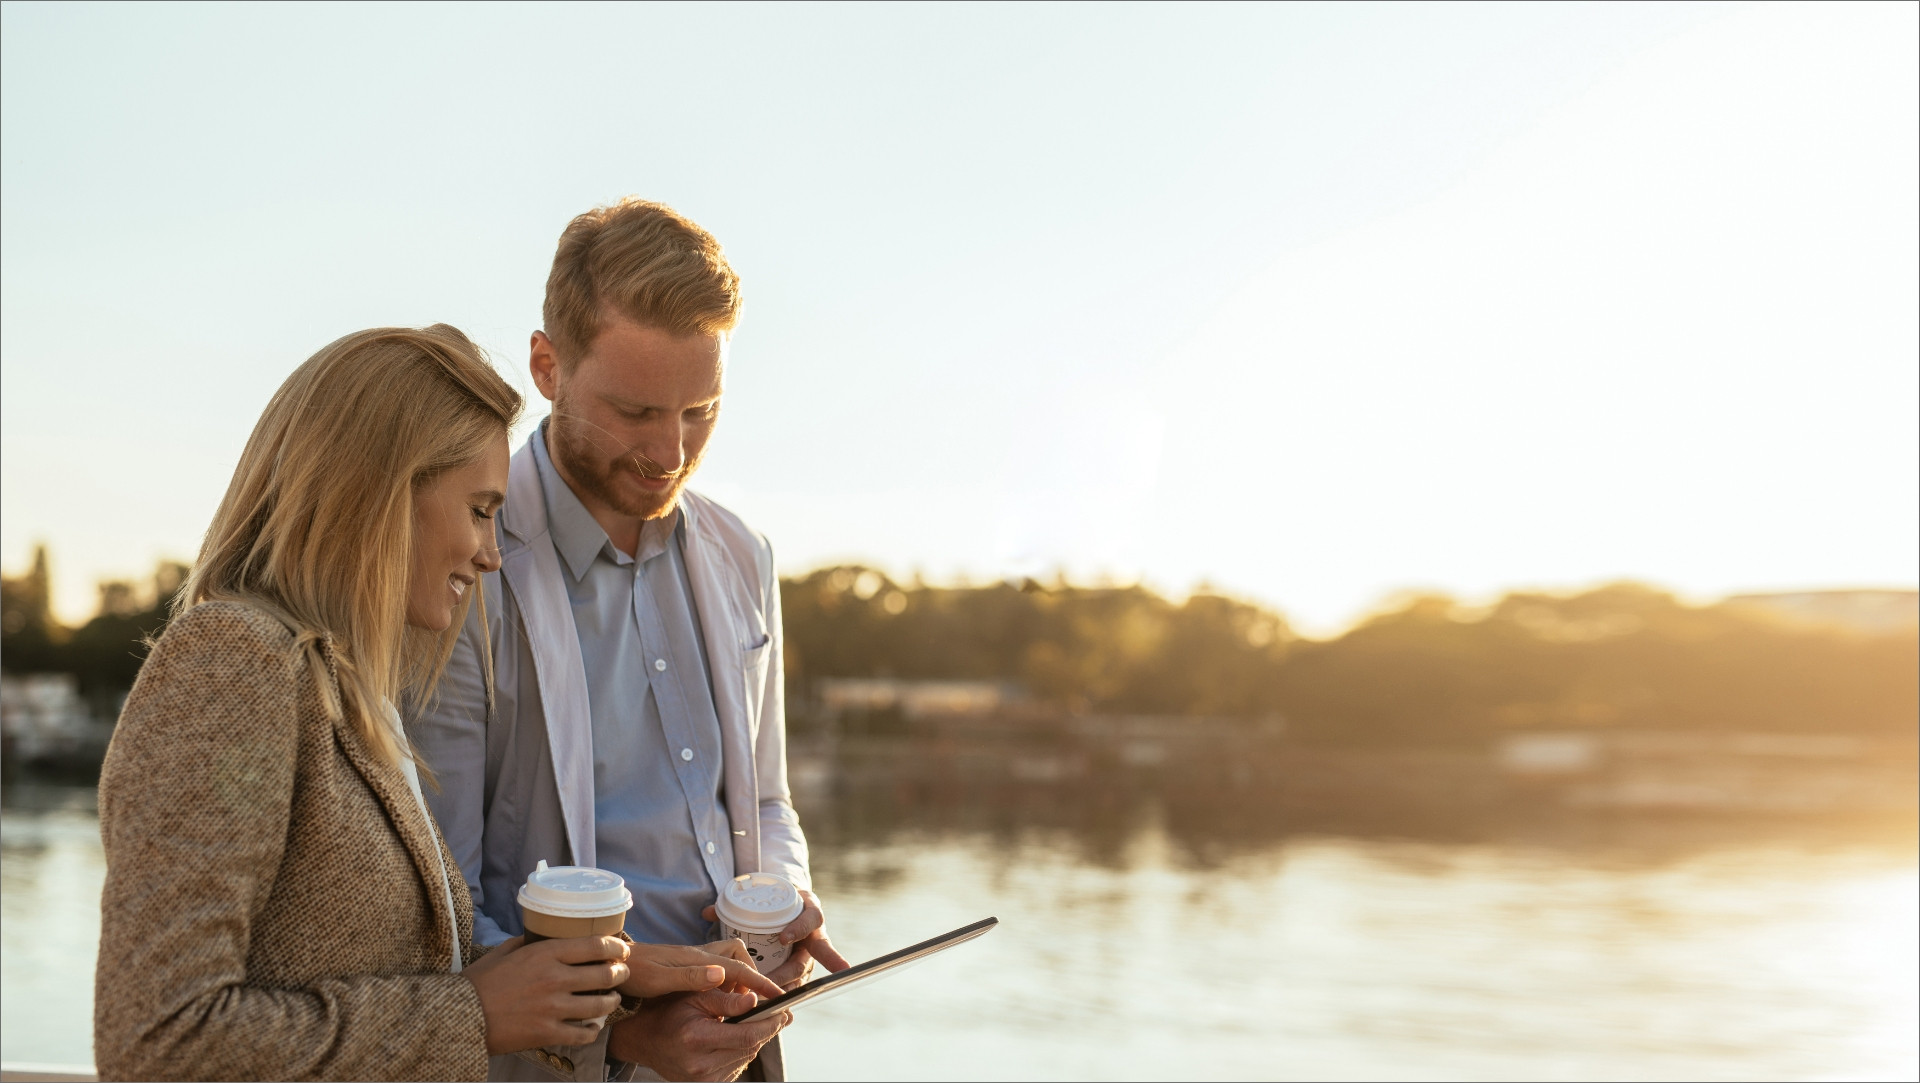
[754,545,813,892]
[92,604,489,1082]
[407,573,514,947]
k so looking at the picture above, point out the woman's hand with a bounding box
[463,935,631,1056]
[618,939,785,1001]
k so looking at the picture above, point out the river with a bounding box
[3,772,1915,1080]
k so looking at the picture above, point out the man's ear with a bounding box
[529,331,562,403]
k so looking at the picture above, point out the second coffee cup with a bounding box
[517,860,633,942]
[714,871,805,975]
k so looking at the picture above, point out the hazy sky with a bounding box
[3,1,1914,632]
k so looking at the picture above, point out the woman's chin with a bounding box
[404,605,456,633]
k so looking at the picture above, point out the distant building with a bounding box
[815,677,1019,719]
[1,672,112,763]
[1724,590,1919,634]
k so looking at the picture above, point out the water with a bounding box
[4,778,1915,1080]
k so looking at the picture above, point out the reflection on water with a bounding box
[4,775,1916,1080]
[2,784,102,1070]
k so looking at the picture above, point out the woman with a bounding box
[93,326,777,1081]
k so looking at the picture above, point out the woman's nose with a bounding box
[475,525,504,573]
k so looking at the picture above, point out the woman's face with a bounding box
[406,435,511,631]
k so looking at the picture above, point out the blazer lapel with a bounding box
[682,513,762,876]
[499,441,597,869]
[324,678,461,970]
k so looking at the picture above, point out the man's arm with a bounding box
[752,552,851,984]
[407,575,512,946]
[753,555,811,890]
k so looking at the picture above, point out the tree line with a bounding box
[5,549,1914,742]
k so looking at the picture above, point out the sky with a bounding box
[2,1,1914,633]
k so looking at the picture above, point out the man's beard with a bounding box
[548,400,701,521]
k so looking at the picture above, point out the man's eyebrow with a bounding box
[598,392,661,411]
[598,392,723,411]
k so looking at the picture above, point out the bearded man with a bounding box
[410,199,847,1082]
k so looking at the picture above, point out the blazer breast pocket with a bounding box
[742,633,773,674]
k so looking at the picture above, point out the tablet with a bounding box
[725,916,999,1023]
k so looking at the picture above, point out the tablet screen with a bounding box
[725,916,999,1023]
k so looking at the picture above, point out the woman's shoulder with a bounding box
[105,601,314,808]
[144,599,303,680]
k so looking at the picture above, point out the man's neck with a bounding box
[543,425,650,558]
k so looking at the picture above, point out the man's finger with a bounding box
[701,904,719,922]
[685,987,760,1019]
[802,932,852,972]
[764,950,804,988]
[777,906,823,944]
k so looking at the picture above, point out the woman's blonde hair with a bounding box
[182,324,521,769]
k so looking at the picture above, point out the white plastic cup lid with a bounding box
[516,860,633,919]
[714,872,804,933]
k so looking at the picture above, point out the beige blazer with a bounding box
[94,601,489,1081]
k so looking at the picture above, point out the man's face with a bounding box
[532,314,725,523]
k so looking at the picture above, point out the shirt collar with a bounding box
[531,420,680,581]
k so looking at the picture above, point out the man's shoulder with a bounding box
[680,488,770,556]
[679,489,776,592]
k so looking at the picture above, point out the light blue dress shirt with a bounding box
[532,426,733,947]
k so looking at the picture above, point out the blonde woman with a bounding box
[93,326,778,1082]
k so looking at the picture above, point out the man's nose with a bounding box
[634,424,686,475]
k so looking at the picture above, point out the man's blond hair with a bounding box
[543,198,742,367]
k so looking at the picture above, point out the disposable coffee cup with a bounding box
[517,860,633,942]
[714,872,805,974]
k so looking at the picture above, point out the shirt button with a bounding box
[680,747,694,761]
[654,658,667,672]
[705,841,717,855]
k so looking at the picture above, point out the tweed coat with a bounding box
[94,601,491,1082]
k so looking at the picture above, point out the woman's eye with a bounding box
[471,506,495,521]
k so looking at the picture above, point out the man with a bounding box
[410,198,847,1082]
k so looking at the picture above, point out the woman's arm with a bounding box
[93,604,490,1082]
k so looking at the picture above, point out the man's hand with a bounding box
[702,888,851,991]
[607,989,788,1082]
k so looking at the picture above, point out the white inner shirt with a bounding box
[382,699,462,974]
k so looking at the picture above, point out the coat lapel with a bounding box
[681,507,762,877]
[321,651,465,970]
[499,441,597,869]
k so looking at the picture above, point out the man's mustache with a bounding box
[552,411,689,481]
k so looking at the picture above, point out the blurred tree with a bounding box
[9,550,1915,741]
[0,545,64,673]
